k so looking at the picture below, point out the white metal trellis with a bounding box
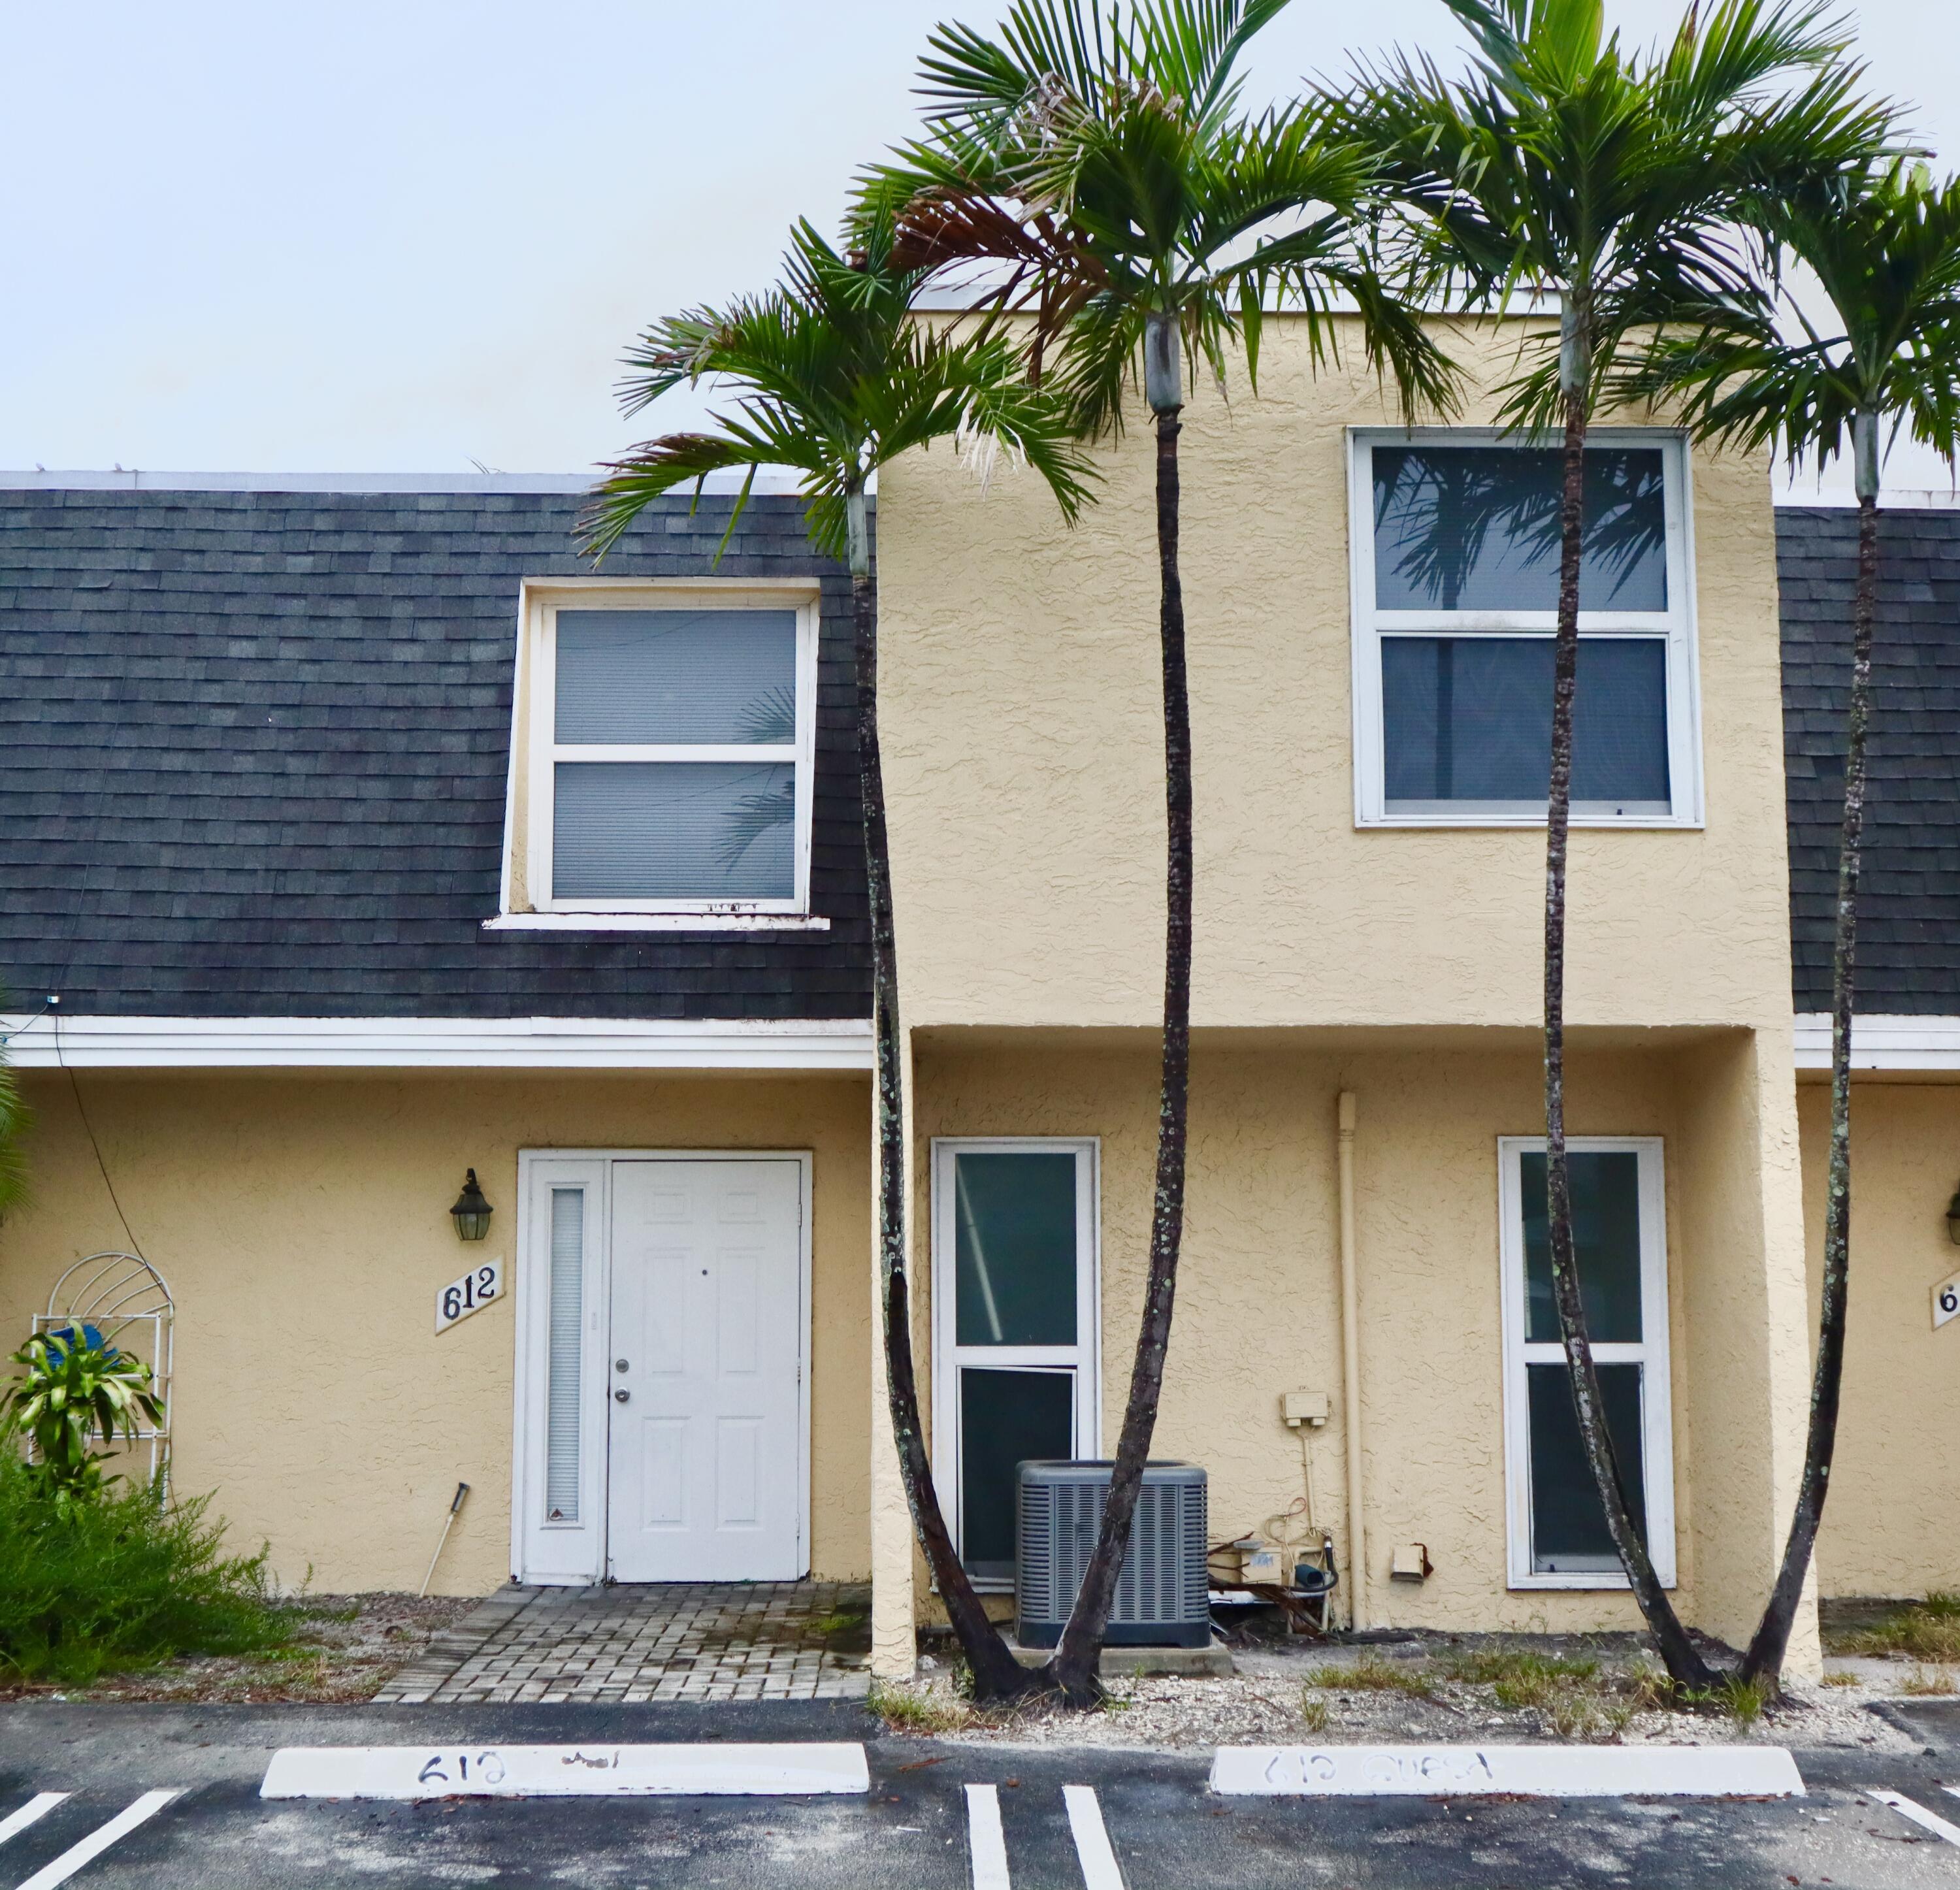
[32,1251,174,1492]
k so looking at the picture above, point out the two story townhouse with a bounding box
[2,317,1955,1680]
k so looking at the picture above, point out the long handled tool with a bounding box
[420,1482,470,1597]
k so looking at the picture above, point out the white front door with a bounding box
[604,1158,805,1582]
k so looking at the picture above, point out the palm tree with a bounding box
[862,0,1454,1704]
[1337,0,1889,1687]
[1624,160,1960,1689]
[582,216,1094,1704]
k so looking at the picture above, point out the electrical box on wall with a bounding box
[1282,1391,1330,1428]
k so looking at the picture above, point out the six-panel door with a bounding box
[605,1158,805,1582]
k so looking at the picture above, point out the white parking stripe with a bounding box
[1872,1789,1960,1848]
[0,1800,67,1852]
[1063,1785,1124,1890]
[10,1791,178,1890]
[964,1784,1012,1890]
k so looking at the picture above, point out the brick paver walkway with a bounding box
[375,1582,872,1703]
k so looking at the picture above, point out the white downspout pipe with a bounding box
[1337,1091,1368,1630]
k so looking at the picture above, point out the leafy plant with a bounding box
[0,1328,163,1512]
[0,1453,289,1686]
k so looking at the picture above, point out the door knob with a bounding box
[613,1388,631,1404]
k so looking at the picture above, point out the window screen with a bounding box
[553,762,795,900]
[960,1367,1075,1581]
[1372,446,1668,612]
[1382,636,1671,810]
[1527,1361,1648,1572]
[547,607,800,904]
[952,1151,1079,1346]
[555,610,796,745]
[1519,1150,1645,1344]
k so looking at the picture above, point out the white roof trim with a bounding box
[1774,486,1960,510]
[0,468,813,497]
[0,1015,872,1072]
[1793,1014,1960,1071]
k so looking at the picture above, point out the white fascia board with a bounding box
[0,468,813,496]
[1793,1014,1960,1070]
[0,1015,872,1072]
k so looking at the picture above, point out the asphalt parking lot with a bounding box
[5,1699,1960,1888]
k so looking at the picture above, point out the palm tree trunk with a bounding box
[851,506,1037,1704]
[1543,383,1715,1691]
[1051,404,1194,1706]
[1739,471,1880,1689]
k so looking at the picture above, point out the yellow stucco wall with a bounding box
[876,318,1791,1038]
[901,1030,1814,1659]
[0,1069,871,1595]
[1802,1079,1960,1600]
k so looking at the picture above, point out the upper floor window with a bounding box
[514,585,819,918]
[1349,431,1701,827]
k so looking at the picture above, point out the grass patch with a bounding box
[1829,1592,1960,1662]
[1899,1667,1958,1697]
[0,1454,291,1687]
[1467,1652,1642,1739]
[1299,1695,1331,1734]
[1307,1654,1435,1699]
[867,1678,975,1735]
[1820,1669,1862,1687]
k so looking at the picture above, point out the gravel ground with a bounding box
[881,1633,1923,1754]
[0,1592,477,1704]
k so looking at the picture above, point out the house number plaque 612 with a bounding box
[436,1258,504,1335]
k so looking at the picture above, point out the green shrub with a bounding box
[0,1453,291,1685]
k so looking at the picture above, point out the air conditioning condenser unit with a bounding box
[1015,1459,1209,1649]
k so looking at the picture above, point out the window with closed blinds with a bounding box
[544,1187,584,1524]
[543,605,807,907]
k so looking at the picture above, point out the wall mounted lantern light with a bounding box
[1946,1181,1960,1245]
[451,1169,493,1241]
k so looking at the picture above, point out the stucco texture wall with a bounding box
[906,1028,1811,1654]
[0,1069,871,1595]
[876,318,1791,1040]
[1801,1079,1960,1600]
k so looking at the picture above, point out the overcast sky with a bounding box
[3,1,1953,490]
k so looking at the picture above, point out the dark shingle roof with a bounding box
[1779,505,1960,1015]
[0,487,870,1019]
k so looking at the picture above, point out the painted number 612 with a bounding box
[442,1266,498,1324]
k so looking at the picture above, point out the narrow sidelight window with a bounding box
[933,1141,1100,1586]
[544,1186,585,1524]
[1499,1138,1676,1588]
[1350,433,1700,826]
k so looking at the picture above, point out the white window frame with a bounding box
[1497,1135,1677,1590]
[1348,428,1704,829]
[930,1137,1102,1591]
[512,579,821,919]
[510,1147,814,1587]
